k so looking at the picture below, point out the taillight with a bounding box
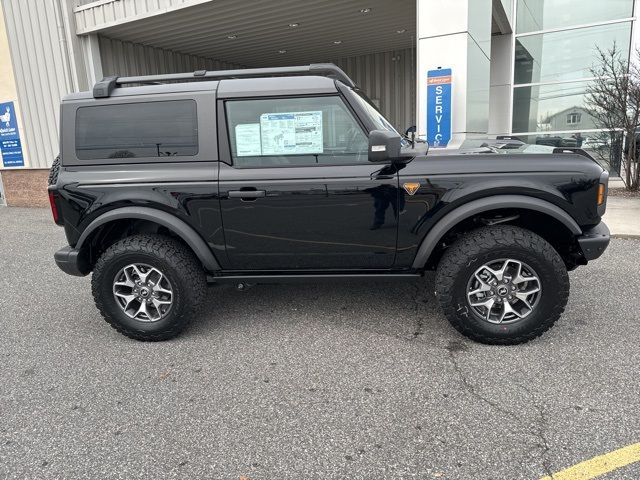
[48,190,62,225]
[597,183,606,206]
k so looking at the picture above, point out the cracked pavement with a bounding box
[0,207,639,479]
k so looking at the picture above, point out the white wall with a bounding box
[416,0,492,147]
[1,0,78,168]
[488,33,513,135]
[0,0,98,169]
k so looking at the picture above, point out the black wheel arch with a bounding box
[76,207,221,273]
[412,195,583,270]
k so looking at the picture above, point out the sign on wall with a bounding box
[0,101,25,167]
[426,69,452,148]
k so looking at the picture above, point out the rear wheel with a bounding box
[92,234,206,341]
[435,225,569,345]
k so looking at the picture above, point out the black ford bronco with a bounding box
[49,64,610,344]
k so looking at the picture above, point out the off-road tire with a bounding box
[92,234,206,341]
[435,225,569,345]
[48,155,61,186]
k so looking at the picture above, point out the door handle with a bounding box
[228,190,266,199]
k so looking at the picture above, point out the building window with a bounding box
[566,113,581,124]
[514,22,632,85]
[512,81,594,133]
[516,0,633,34]
[510,0,634,176]
[75,100,198,160]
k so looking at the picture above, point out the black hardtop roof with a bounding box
[92,63,354,99]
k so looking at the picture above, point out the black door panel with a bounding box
[218,163,399,270]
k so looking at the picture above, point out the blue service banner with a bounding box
[0,101,25,167]
[426,68,452,148]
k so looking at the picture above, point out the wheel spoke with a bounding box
[152,298,171,309]
[116,270,135,288]
[130,264,148,283]
[484,259,510,282]
[514,293,533,310]
[494,260,510,281]
[470,297,495,309]
[145,301,162,321]
[134,301,150,319]
[515,286,540,298]
[514,286,540,311]
[147,268,163,287]
[513,271,539,286]
[152,285,172,296]
[511,261,522,282]
[481,265,501,282]
[114,292,136,310]
[499,301,522,323]
[469,281,491,296]
[484,299,496,321]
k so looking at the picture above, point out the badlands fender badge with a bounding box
[402,182,420,196]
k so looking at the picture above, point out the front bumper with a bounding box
[577,221,610,261]
[54,246,90,277]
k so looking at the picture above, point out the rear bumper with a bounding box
[54,246,90,277]
[577,221,610,261]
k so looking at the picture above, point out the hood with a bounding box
[399,152,604,177]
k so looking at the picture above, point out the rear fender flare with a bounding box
[76,206,221,272]
[411,195,582,269]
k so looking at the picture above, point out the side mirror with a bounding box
[368,129,402,162]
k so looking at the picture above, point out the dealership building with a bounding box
[0,0,637,205]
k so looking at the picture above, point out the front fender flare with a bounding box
[411,195,582,269]
[76,206,221,272]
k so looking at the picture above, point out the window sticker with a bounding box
[235,123,262,156]
[260,111,323,155]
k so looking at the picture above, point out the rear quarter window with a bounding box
[75,100,198,160]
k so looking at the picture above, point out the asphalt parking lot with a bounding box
[0,207,638,480]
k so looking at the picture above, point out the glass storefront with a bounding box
[515,132,623,174]
[511,0,635,175]
[514,22,632,85]
[516,0,633,33]
[512,80,592,133]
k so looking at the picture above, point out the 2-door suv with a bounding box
[49,64,610,344]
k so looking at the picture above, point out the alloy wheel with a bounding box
[466,258,542,324]
[112,263,173,322]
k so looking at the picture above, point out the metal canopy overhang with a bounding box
[81,0,416,67]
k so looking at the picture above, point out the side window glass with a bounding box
[225,96,368,167]
[75,100,198,160]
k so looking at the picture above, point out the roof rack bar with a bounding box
[92,63,355,98]
[93,76,118,98]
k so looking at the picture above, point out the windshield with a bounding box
[351,89,404,136]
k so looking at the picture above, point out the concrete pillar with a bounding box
[416,0,492,148]
[488,33,513,136]
[80,34,104,86]
[488,0,515,136]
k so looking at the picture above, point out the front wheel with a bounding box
[435,225,569,345]
[92,234,206,341]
